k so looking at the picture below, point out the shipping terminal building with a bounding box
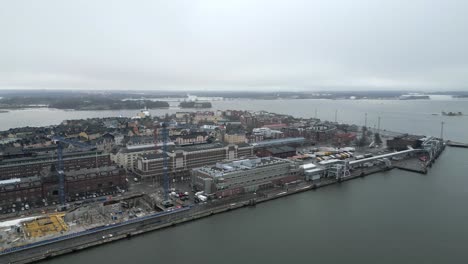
[191,157,300,198]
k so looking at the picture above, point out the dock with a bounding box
[393,158,427,174]
[0,161,432,264]
[0,141,447,264]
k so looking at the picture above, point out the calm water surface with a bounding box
[1,98,467,141]
[2,99,467,264]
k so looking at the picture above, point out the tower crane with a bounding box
[51,136,95,207]
[154,121,171,203]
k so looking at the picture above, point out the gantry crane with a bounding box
[52,136,95,206]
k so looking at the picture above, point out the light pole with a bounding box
[377,116,381,135]
[440,121,445,140]
[364,113,368,128]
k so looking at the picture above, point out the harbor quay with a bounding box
[0,140,446,263]
[0,110,451,263]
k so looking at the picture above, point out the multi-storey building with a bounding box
[111,142,177,170]
[0,166,126,206]
[191,157,300,197]
[0,151,112,180]
[223,133,247,144]
[134,143,254,183]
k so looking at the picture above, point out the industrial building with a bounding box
[300,163,325,181]
[134,143,254,183]
[307,123,337,142]
[111,142,177,170]
[0,166,126,206]
[223,133,247,144]
[250,137,306,148]
[256,146,297,159]
[387,135,424,151]
[191,157,300,197]
[252,127,283,139]
[0,151,112,180]
[111,144,156,170]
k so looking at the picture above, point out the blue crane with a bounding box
[161,122,170,201]
[52,136,95,206]
[154,122,170,202]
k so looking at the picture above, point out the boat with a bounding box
[441,111,463,116]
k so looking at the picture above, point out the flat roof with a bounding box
[0,178,21,185]
[301,163,316,170]
[66,166,119,176]
[305,168,324,173]
[126,142,175,151]
[194,157,290,178]
[0,151,108,167]
[250,137,305,147]
[175,142,226,152]
[319,159,341,165]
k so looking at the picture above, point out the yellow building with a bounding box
[224,133,247,144]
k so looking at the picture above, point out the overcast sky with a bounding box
[1,0,467,91]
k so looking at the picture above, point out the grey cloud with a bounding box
[0,0,467,91]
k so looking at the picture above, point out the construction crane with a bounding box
[52,136,95,207]
[154,121,170,203]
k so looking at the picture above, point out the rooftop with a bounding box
[0,151,107,167]
[174,142,226,152]
[266,146,296,154]
[0,178,21,185]
[194,157,290,178]
[123,142,176,152]
[140,152,168,160]
[390,134,425,141]
[0,176,41,187]
[250,137,305,147]
[65,166,119,177]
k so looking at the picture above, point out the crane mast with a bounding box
[52,136,94,207]
[154,122,170,202]
[56,142,65,205]
[161,122,169,201]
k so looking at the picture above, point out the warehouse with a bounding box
[386,135,424,151]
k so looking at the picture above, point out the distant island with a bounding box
[0,96,169,110]
[399,95,430,100]
[179,101,212,108]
